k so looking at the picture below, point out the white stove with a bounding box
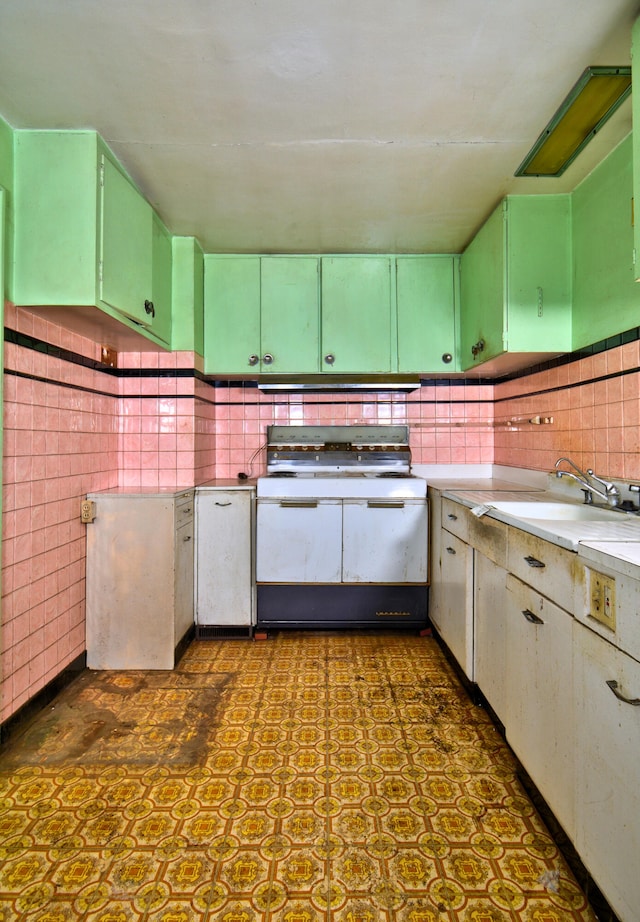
[256,425,429,632]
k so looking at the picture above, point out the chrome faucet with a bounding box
[554,457,621,507]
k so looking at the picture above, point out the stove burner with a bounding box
[268,471,297,478]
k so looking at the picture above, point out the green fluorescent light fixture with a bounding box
[515,66,631,177]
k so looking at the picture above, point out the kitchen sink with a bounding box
[486,500,629,522]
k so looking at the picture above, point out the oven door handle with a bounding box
[278,499,319,508]
[367,500,405,508]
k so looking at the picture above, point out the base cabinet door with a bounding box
[504,574,575,838]
[195,489,255,628]
[436,529,473,679]
[573,623,640,922]
[474,552,508,724]
[86,491,194,670]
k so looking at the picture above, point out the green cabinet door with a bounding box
[396,256,458,373]
[204,256,260,374]
[172,237,204,356]
[150,213,172,346]
[460,196,571,373]
[261,257,319,373]
[100,155,153,327]
[321,257,392,373]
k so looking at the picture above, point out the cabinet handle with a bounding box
[521,608,544,625]
[144,299,155,318]
[262,353,274,365]
[324,353,335,365]
[181,506,192,514]
[248,354,260,366]
[471,338,485,358]
[445,546,456,555]
[215,501,232,507]
[367,500,404,508]
[279,500,318,508]
[183,534,192,542]
[447,513,458,521]
[606,680,640,706]
[524,555,545,568]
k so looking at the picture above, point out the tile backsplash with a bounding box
[3,303,640,722]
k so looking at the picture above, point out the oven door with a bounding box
[342,498,428,583]
[256,498,342,583]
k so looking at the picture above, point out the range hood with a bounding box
[257,375,420,393]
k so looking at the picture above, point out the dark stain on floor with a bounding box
[0,668,234,768]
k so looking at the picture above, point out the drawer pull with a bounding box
[367,500,404,508]
[606,680,640,706]
[522,608,544,625]
[279,500,318,508]
[445,546,456,555]
[181,506,192,514]
[524,555,545,569]
[215,502,232,507]
[447,513,458,521]
[183,535,192,542]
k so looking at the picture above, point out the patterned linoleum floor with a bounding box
[0,632,599,922]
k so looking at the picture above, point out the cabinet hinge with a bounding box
[98,260,103,284]
[99,160,105,188]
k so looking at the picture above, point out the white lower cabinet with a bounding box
[195,488,255,630]
[573,622,640,922]
[86,490,194,669]
[505,573,575,839]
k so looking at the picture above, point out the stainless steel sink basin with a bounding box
[487,501,627,522]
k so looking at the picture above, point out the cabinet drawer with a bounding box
[507,527,579,613]
[441,498,468,541]
[468,514,507,568]
[175,491,194,528]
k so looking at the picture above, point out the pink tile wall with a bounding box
[494,340,640,479]
[3,303,640,725]
[210,381,495,476]
[2,306,119,722]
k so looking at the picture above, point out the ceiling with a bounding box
[1,0,639,254]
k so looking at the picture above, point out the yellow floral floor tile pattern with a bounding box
[0,632,598,922]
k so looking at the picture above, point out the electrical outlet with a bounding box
[588,569,616,631]
[81,500,96,524]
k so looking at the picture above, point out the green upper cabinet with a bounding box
[460,195,572,374]
[150,212,173,347]
[631,18,640,283]
[204,256,260,374]
[321,257,392,374]
[12,130,171,348]
[396,256,458,373]
[204,256,320,375]
[100,154,153,326]
[172,236,204,356]
[261,258,320,372]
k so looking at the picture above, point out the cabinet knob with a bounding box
[324,353,335,365]
[248,354,259,366]
[262,353,274,365]
[144,299,155,318]
[442,353,453,364]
